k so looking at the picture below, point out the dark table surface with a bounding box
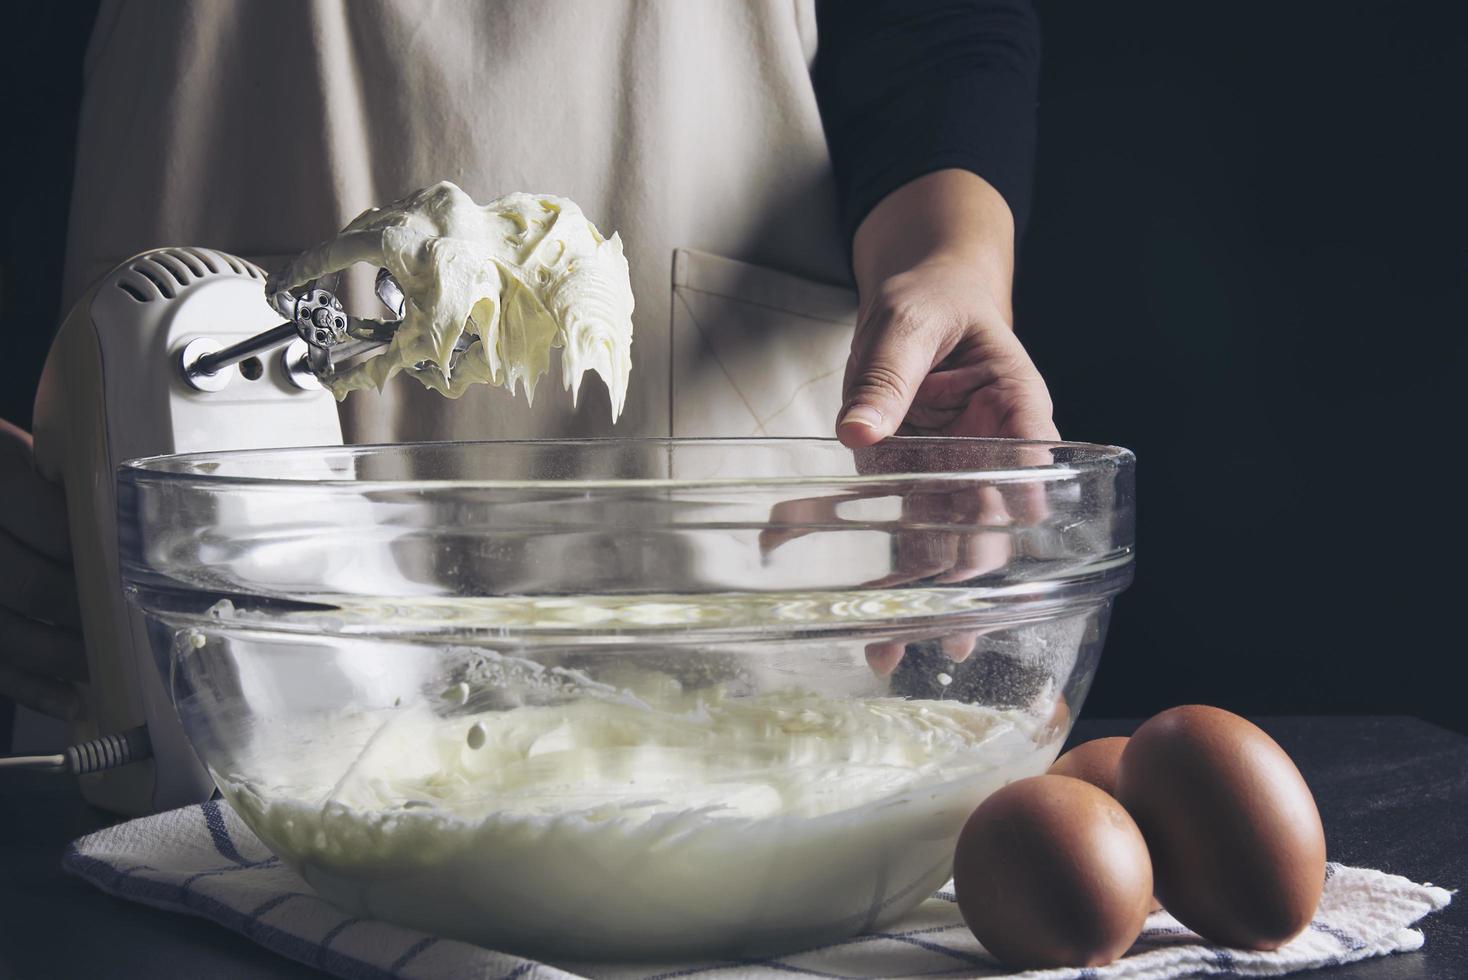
[1,716,1462,979]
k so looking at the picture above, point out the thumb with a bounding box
[837,321,940,448]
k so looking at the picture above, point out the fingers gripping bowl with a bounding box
[118,437,1134,959]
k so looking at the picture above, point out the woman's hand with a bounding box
[837,169,1058,446]
[832,170,1056,681]
[0,418,85,720]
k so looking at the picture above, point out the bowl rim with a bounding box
[118,435,1135,491]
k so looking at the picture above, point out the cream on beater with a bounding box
[272,182,634,416]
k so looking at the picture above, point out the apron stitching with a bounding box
[673,290,769,435]
[758,364,844,430]
[674,284,856,327]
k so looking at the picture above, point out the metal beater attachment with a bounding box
[182,268,407,389]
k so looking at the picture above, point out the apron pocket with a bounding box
[670,249,857,437]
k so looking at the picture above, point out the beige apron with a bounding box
[63,0,860,441]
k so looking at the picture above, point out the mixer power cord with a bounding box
[0,725,152,774]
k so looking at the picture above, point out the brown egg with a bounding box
[1049,738,1164,913]
[1048,737,1129,796]
[954,775,1153,969]
[1116,705,1326,950]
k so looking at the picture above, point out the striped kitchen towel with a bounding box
[64,800,1452,979]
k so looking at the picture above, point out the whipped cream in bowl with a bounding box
[214,649,1069,960]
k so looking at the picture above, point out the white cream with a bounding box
[272,182,634,416]
[222,681,1062,960]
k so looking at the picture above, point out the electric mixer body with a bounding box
[33,248,345,814]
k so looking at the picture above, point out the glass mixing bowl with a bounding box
[119,437,1134,960]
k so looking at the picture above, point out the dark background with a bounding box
[1018,2,1466,733]
[3,2,1464,738]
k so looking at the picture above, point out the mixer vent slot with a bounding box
[172,250,208,278]
[191,248,266,280]
[133,264,175,298]
[184,248,222,275]
[223,252,267,280]
[154,252,193,287]
[115,280,149,302]
[112,248,267,302]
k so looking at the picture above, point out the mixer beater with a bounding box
[181,267,411,389]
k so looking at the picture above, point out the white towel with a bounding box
[65,799,1452,980]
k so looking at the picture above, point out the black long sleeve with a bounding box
[812,0,1041,248]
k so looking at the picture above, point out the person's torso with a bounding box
[64,0,859,441]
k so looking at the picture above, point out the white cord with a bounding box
[0,752,66,772]
[0,726,152,774]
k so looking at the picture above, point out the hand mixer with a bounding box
[15,247,411,815]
